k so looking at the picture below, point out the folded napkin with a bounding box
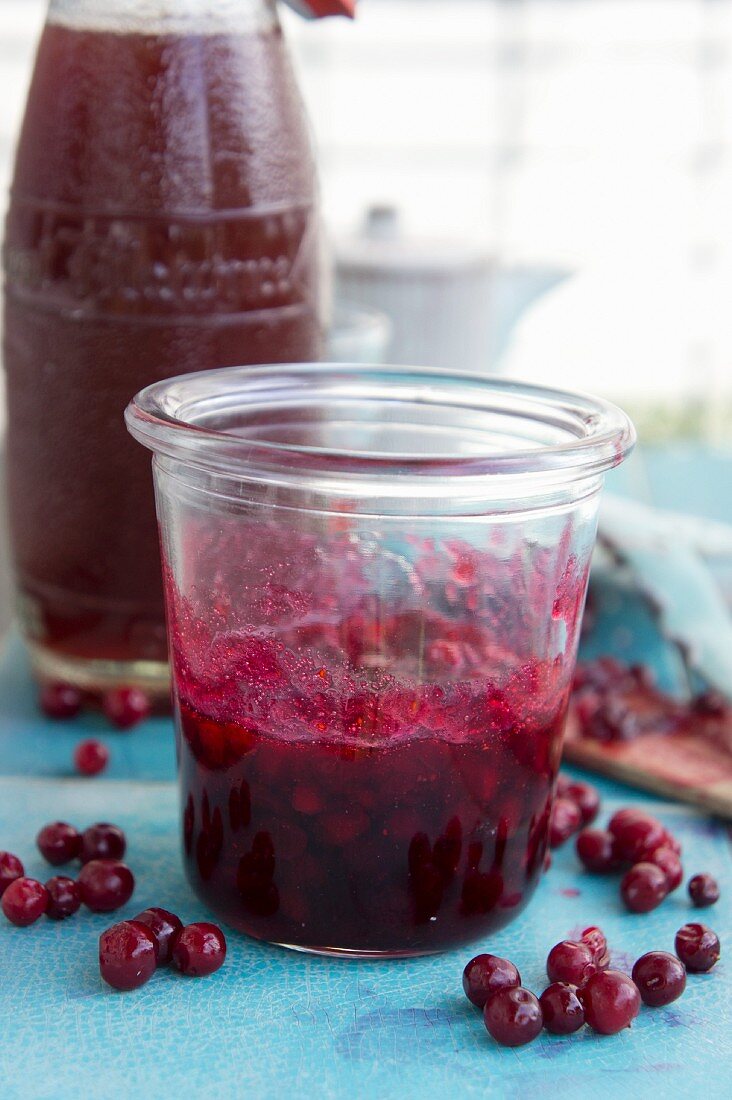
[583,495,732,699]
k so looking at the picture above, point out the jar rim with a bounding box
[125,363,635,491]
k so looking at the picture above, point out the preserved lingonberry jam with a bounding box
[126,364,634,955]
[168,527,581,956]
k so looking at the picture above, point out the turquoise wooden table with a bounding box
[1,636,730,1100]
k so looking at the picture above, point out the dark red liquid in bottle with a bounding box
[3,13,321,689]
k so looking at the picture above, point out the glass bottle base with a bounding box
[27,639,171,700]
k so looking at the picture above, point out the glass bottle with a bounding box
[3,0,323,696]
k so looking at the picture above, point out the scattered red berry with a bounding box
[78,859,134,912]
[576,828,620,873]
[546,940,598,986]
[1,877,49,926]
[462,953,521,1008]
[580,926,610,970]
[645,846,683,892]
[483,987,543,1047]
[580,970,641,1034]
[39,681,82,720]
[36,821,82,865]
[549,798,582,848]
[539,982,585,1034]
[99,920,158,991]
[80,823,126,864]
[103,687,151,730]
[0,851,24,897]
[662,832,682,856]
[555,775,572,797]
[688,873,720,908]
[609,810,666,864]
[631,951,686,1007]
[620,862,668,913]
[562,780,600,826]
[74,739,109,776]
[172,922,227,977]
[45,876,82,920]
[606,807,646,837]
[133,908,183,966]
[675,923,721,972]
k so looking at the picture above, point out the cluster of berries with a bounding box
[463,921,721,1048]
[549,776,720,915]
[39,682,154,777]
[0,821,226,991]
[1,821,134,923]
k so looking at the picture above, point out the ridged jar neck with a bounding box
[48,0,279,35]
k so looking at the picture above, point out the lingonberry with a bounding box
[688,873,720,908]
[0,851,24,897]
[1,877,49,926]
[609,811,666,864]
[80,823,126,864]
[645,846,683,892]
[45,876,82,920]
[133,907,183,966]
[546,940,598,986]
[36,821,82,865]
[172,922,227,977]
[99,920,158,990]
[581,926,610,970]
[631,951,686,1007]
[675,923,721,972]
[103,687,151,730]
[483,987,543,1047]
[620,862,668,913]
[462,953,521,1008]
[74,739,109,776]
[662,832,682,856]
[78,859,134,912]
[576,829,620,873]
[539,982,585,1034]
[562,780,600,826]
[549,798,582,848]
[39,681,82,720]
[580,970,641,1034]
[606,806,649,836]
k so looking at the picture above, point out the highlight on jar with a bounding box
[126,364,635,958]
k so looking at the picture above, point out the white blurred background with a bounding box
[2,0,732,433]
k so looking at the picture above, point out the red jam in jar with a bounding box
[127,363,634,956]
[170,532,578,956]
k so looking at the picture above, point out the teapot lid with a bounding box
[336,206,492,277]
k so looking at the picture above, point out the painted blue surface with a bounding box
[1,635,730,1098]
[0,632,175,781]
[0,777,729,1100]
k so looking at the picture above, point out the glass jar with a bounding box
[3,0,322,697]
[126,364,634,957]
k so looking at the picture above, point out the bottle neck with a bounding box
[48,0,280,35]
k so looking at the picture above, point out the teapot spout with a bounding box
[488,265,570,368]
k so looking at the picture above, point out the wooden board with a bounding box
[564,707,732,820]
